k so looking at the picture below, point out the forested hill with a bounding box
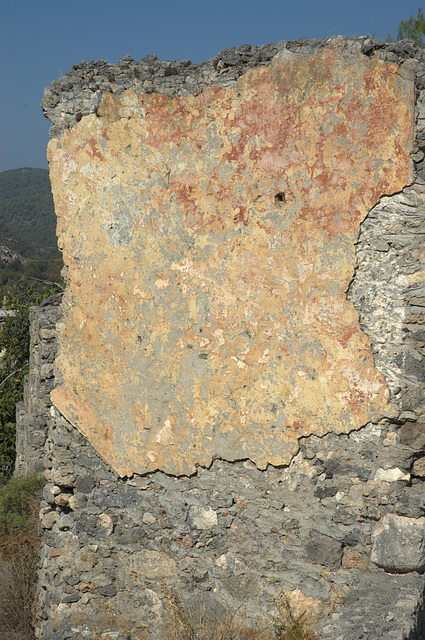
[0,168,58,255]
[0,168,62,296]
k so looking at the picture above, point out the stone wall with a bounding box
[15,295,61,476]
[17,37,425,639]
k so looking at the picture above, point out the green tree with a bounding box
[388,8,425,46]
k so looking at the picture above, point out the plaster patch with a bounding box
[49,43,414,476]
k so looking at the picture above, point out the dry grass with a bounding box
[161,586,317,640]
[0,550,37,640]
[0,473,42,640]
[163,588,269,640]
[273,592,318,640]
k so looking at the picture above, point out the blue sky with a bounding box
[0,0,421,173]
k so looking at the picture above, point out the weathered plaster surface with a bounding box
[49,43,413,476]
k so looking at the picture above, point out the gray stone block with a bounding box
[371,514,425,572]
[320,573,425,640]
[304,530,343,569]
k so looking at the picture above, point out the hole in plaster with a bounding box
[274,192,286,205]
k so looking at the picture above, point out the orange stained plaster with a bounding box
[48,43,414,476]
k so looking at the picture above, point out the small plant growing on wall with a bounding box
[273,592,318,640]
[161,585,318,640]
[163,584,270,640]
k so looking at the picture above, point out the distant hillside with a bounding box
[0,168,62,296]
[0,219,29,261]
[0,168,58,255]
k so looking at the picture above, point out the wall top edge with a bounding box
[41,36,423,140]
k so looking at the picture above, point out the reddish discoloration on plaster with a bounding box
[49,43,414,476]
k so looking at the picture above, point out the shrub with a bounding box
[0,472,43,535]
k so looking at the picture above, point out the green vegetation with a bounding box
[397,8,425,46]
[0,254,63,299]
[0,283,62,478]
[387,8,425,46]
[0,168,62,299]
[0,167,63,477]
[0,472,43,533]
[0,168,58,252]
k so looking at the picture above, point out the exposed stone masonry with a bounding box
[15,295,61,476]
[15,37,425,639]
[42,40,324,138]
[42,37,421,139]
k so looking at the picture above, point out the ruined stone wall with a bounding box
[15,295,61,476]
[19,37,425,639]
